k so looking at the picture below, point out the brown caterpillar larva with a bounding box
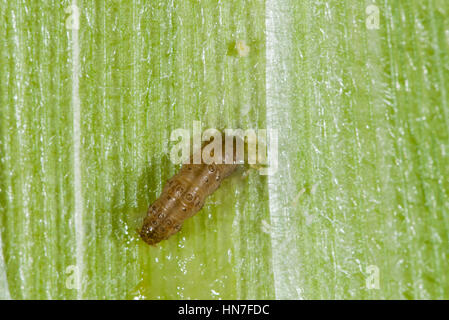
[139,139,240,246]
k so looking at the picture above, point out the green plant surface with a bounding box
[0,0,448,299]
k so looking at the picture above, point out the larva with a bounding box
[139,140,240,246]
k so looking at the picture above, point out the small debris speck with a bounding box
[236,40,250,57]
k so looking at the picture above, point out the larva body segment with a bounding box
[139,158,238,246]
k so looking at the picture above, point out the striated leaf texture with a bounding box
[0,0,448,299]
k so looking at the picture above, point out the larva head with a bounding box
[139,200,185,246]
[139,219,182,246]
[139,225,159,246]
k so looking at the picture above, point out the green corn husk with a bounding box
[0,0,448,299]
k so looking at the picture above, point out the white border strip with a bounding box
[266,0,303,299]
[70,0,84,299]
[0,231,11,299]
